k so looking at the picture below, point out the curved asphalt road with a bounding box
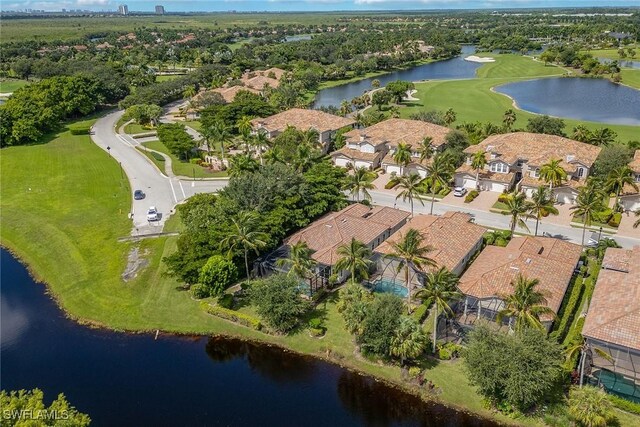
[91,110,228,235]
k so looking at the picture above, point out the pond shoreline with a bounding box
[1,242,512,426]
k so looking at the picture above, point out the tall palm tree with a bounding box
[606,166,638,206]
[236,116,252,152]
[392,142,412,174]
[571,186,605,246]
[371,79,381,89]
[416,267,461,353]
[385,228,436,314]
[417,137,433,164]
[425,153,454,214]
[301,128,320,148]
[443,108,457,126]
[390,317,429,365]
[527,187,559,236]
[395,173,425,217]
[340,100,351,116]
[253,130,270,165]
[211,121,232,161]
[334,238,372,283]
[343,167,376,202]
[277,241,317,280]
[228,153,259,177]
[588,128,617,147]
[220,211,269,282]
[502,109,517,131]
[501,191,534,235]
[566,339,614,387]
[539,159,567,189]
[496,274,554,332]
[470,151,487,191]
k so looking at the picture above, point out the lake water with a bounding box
[495,77,640,125]
[0,249,497,427]
[313,45,479,108]
[598,57,640,69]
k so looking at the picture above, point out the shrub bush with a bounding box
[150,151,165,162]
[217,293,234,309]
[608,394,640,415]
[551,275,584,342]
[69,125,90,135]
[608,212,621,228]
[464,190,479,203]
[308,317,324,329]
[201,302,262,330]
[594,208,613,223]
[190,284,209,299]
[411,304,429,323]
[385,179,399,190]
[408,366,422,379]
[199,255,238,297]
[438,347,453,360]
[494,237,509,247]
[497,193,510,203]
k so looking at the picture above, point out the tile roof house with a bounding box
[620,150,640,212]
[457,236,583,329]
[276,204,409,282]
[374,212,486,290]
[195,68,287,105]
[251,108,355,153]
[582,246,640,387]
[331,119,450,176]
[455,133,601,204]
[205,86,261,104]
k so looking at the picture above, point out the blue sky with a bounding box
[4,0,639,12]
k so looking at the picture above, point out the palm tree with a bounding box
[183,84,196,99]
[392,142,412,174]
[390,317,429,365]
[301,128,320,148]
[527,187,559,236]
[220,211,269,282]
[340,100,351,116]
[211,121,232,161]
[588,128,617,147]
[371,79,381,89]
[343,167,376,202]
[228,153,259,176]
[539,159,567,190]
[501,191,534,235]
[337,282,373,335]
[253,130,270,165]
[568,386,616,427]
[502,109,517,131]
[425,153,454,214]
[470,151,487,191]
[334,238,372,283]
[606,166,638,206]
[634,209,640,228]
[416,267,461,353]
[571,186,605,246]
[496,275,554,332]
[572,125,591,143]
[277,241,317,280]
[395,173,425,217]
[566,339,614,387]
[236,116,252,152]
[417,136,433,164]
[386,228,436,313]
[443,108,457,126]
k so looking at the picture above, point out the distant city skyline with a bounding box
[3,0,640,13]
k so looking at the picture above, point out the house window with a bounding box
[533,168,540,178]
[577,167,585,178]
[490,163,508,173]
[635,173,640,182]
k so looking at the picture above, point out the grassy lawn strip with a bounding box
[620,69,640,89]
[124,122,153,135]
[0,78,30,92]
[142,140,228,178]
[135,146,166,174]
[585,48,639,61]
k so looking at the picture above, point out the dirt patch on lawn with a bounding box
[122,246,149,281]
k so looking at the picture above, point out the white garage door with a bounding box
[385,165,402,176]
[334,157,351,168]
[354,160,373,170]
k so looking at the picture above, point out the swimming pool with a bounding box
[369,278,408,298]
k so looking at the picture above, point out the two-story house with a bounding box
[620,150,640,212]
[250,108,356,153]
[331,119,450,176]
[455,133,601,203]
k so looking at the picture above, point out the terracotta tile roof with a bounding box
[331,147,381,163]
[630,150,640,173]
[376,212,486,273]
[250,108,355,135]
[464,132,601,171]
[284,204,409,266]
[458,236,583,317]
[206,86,260,103]
[583,246,640,351]
[380,153,432,169]
[243,75,280,90]
[456,163,515,184]
[343,119,450,149]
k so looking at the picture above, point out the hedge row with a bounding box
[201,302,262,331]
[551,275,585,343]
[69,125,90,135]
[411,304,429,324]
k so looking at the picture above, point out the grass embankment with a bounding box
[142,140,227,179]
[123,122,152,135]
[3,117,639,427]
[0,78,30,93]
[621,69,640,89]
[586,48,639,61]
[396,54,640,143]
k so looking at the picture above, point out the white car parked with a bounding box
[453,187,468,197]
[146,207,160,221]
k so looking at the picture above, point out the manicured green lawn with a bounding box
[124,122,153,135]
[136,146,167,174]
[398,55,640,143]
[142,140,227,178]
[0,79,30,93]
[621,69,640,89]
[587,48,639,61]
[183,120,203,132]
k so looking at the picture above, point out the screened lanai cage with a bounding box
[253,245,331,297]
[585,338,640,403]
